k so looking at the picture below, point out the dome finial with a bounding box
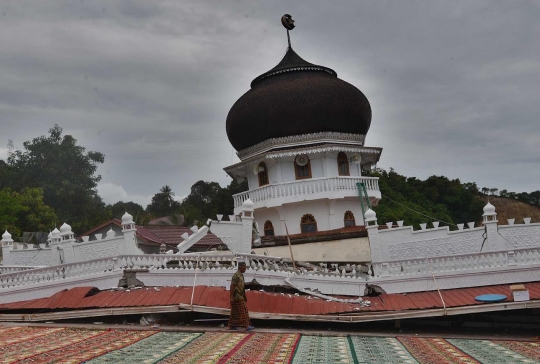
[281,14,295,49]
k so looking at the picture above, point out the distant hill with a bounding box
[481,196,540,224]
[369,168,539,229]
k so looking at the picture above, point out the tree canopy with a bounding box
[0,188,56,238]
[146,185,181,218]
[3,125,110,233]
[143,180,248,226]
[110,201,146,224]
[368,168,485,229]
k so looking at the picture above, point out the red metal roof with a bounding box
[0,286,362,315]
[1,282,539,315]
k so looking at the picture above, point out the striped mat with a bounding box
[1,326,540,363]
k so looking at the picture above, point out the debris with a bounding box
[140,313,165,326]
[364,284,385,296]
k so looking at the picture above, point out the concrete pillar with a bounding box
[365,209,383,262]
[482,202,505,251]
[121,212,139,255]
[240,199,255,254]
[1,230,14,265]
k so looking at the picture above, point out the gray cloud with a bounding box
[1,0,539,208]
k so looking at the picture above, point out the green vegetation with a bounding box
[0,188,56,237]
[1,125,109,235]
[144,180,248,227]
[368,168,487,229]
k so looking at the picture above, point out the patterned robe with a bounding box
[228,270,251,327]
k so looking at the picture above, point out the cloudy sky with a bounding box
[1,1,539,206]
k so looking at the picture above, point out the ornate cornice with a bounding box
[237,132,366,160]
[224,143,382,173]
[251,66,336,86]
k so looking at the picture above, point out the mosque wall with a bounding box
[254,198,367,236]
[253,236,371,262]
[245,150,366,192]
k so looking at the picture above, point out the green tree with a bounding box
[0,188,24,237]
[0,188,56,238]
[180,179,248,226]
[4,125,108,233]
[366,169,484,229]
[110,201,146,224]
[146,185,181,217]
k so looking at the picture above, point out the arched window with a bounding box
[344,210,356,227]
[295,155,312,180]
[300,214,317,233]
[264,220,274,236]
[337,152,350,176]
[258,162,269,186]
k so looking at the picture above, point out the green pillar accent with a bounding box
[356,182,371,220]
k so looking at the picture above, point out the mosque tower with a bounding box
[224,15,382,236]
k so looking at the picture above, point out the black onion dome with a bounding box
[226,47,372,152]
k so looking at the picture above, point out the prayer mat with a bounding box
[16,329,156,364]
[398,337,480,364]
[291,335,355,363]
[218,333,299,364]
[159,332,248,364]
[88,331,201,363]
[349,336,418,364]
[4,326,540,363]
[496,340,540,362]
[0,328,102,363]
[448,338,537,363]
[0,326,65,347]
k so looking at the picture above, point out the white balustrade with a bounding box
[0,266,44,274]
[0,253,298,290]
[233,176,380,209]
[371,245,540,278]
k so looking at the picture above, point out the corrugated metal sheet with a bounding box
[1,282,539,316]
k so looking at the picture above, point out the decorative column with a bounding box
[121,212,139,255]
[365,209,383,262]
[240,199,255,254]
[482,202,505,251]
[328,199,336,230]
[50,223,76,264]
[48,228,63,265]
[1,230,14,265]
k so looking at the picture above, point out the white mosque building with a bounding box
[224,32,382,238]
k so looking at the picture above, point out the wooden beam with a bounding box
[1,299,538,323]
[0,305,189,322]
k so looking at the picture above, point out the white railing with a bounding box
[233,176,380,209]
[0,257,119,289]
[371,246,540,278]
[0,253,296,290]
[0,265,45,274]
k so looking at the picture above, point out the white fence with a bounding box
[233,176,380,212]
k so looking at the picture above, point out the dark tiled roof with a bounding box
[80,220,224,249]
[78,219,122,237]
[137,225,224,248]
